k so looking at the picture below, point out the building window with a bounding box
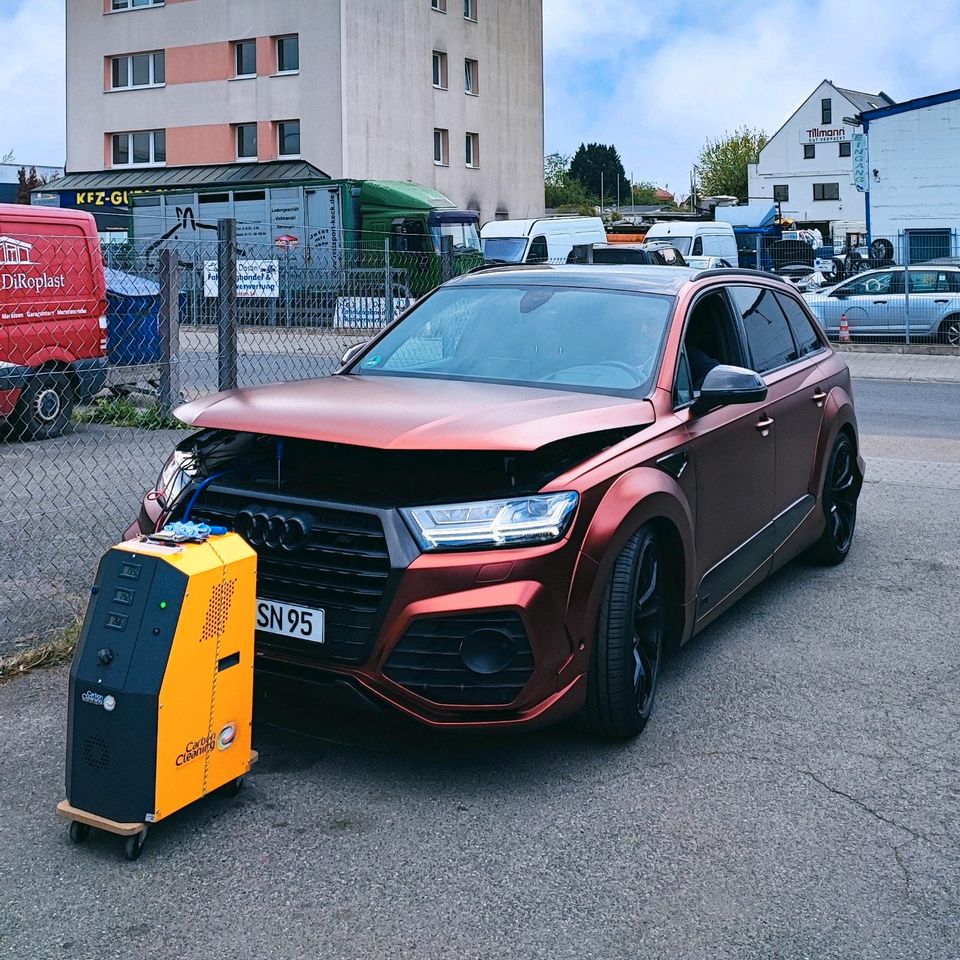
[431,0,447,11]
[773,184,789,202]
[433,128,449,165]
[236,124,257,160]
[813,182,839,201]
[110,0,163,10]
[277,120,300,157]
[821,98,832,125]
[235,40,257,77]
[110,51,164,89]
[464,0,477,19]
[111,129,165,166]
[803,143,815,160]
[839,141,851,158]
[432,51,447,89]
[276,35,299,73]
[465,132,479,167]
[464,58,478,95]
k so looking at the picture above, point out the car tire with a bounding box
[810,433,860,566]
[13,370,74,441]
[938,316,960,347]
[581,525,666,739]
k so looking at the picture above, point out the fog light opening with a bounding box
[459,629,515,676]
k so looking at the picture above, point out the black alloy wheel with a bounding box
[811,433,859,565]
[939,317,960,347]
[582,525,667,739]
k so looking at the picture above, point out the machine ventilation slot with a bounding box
[202,578,237,642]
[83,735,111,772]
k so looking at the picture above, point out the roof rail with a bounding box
[694,267,782,281]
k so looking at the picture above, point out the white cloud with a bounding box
[544,0,960,192]
[0,0,65,166]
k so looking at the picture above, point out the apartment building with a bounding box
[64,0,545,223]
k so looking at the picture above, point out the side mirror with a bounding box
[340,342,367,367]
[692,365,767,415]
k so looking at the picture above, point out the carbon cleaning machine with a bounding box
[57,527,257,859]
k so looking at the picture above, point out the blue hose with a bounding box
[181,471,227,523]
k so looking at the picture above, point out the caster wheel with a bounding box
[123,829,148,861]
[223,776,245,798]
[69,821,91,845]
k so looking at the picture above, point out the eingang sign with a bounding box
[801,127,853,144]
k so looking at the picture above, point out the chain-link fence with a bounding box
[740,230,960,348]
[0,219,465,653]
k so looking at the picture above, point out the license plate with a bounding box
[256,598,325,643]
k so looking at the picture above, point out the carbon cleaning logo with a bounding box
[0,236,33,266]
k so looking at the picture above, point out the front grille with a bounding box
[189,487,391,664]
[384,613,534,706]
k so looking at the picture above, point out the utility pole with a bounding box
[600,171,604,211]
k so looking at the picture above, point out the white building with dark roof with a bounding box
[748,80,894,231]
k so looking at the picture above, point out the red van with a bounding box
[0,204,108,439]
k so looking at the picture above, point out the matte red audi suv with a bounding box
[132,265,864,738]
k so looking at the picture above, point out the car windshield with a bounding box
[654,236,691,255]
[481,237,528,263]
[352,284,674,396]
[430,221,481,254]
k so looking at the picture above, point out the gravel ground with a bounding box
[0,477,957,959]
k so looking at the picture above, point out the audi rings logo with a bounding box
[234,505,312,551]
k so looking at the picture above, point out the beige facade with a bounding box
[65,0,545,223]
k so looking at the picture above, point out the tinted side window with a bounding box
[675,348,694,405]
[527,235,548,263]
[692,236,703,256]
[729,285,799,373]
[775,293,822,356]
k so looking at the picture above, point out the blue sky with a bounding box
[3,0,960,191]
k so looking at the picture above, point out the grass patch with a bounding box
[74,396,182,430]
[0,623,80,684]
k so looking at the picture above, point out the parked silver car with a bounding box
[804,265,960,344]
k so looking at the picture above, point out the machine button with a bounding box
[97,648,114,666]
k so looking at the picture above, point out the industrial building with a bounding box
[747,80,894,233]
[860,87,960,260]
[58,0,544,226]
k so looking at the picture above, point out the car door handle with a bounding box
[756,415,774,436]
[812,387,827,407]
[934,298,949,303]
[873,299,887,304]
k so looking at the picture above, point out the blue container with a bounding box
[105,268,162,366]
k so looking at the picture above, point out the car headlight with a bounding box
[156,449,198,505]
[401,491,579,552]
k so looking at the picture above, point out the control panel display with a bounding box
[112,587,135,606]
[119,562,141,581]
[105,612,128,632]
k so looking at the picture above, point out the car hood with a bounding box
[175,375,655,451]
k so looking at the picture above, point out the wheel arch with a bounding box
[569,467,696,653]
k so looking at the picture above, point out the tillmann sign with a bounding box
[800,127,853,144]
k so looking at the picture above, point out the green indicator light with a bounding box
[159,601,168,610]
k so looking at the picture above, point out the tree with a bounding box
[2,149,14,164]
[544,152,596,212]
[628,181,661,206]
[696,127,768,201]
[17,166,48,204]
[569,143,626,206]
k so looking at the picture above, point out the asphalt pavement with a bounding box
[0,375,958,958]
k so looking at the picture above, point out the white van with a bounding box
[481,216,606,264]
[643,221,739,266]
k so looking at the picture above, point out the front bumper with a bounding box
[181,483,591,729]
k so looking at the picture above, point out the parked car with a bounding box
[643,220,740,266]
[581,242,687,266]
[804,265,960,344]
[684,255,734,270]
[0,204,108,438]
[481,216,606,264]
[131,265,864,738]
